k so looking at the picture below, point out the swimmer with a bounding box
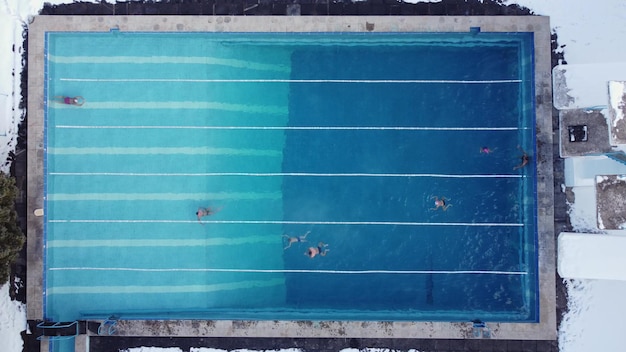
[283,231,310,250]
[480,146,492,154]
[196,206,220,224]
[513,146,530,170]
[53,96,84,106]
[305,242,329,258]
[430,196,452,211]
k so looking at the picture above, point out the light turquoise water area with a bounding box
[46,32,291,320]
[44,32,538,323]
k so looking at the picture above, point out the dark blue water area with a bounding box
[290,83,520,129]
[290,44,521,127]
[278,175,522,224]
[281,40,535,320]
[292,41,521,81]
[280,223,528,319]
[281,129,522,175]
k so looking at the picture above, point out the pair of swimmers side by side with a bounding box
[480,145,531,170]
[195,209,329,258]
[282,231,329,258]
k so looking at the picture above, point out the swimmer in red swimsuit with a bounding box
[53,96,84,106]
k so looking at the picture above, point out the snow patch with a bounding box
[559,279,626,352]
[0,281,26,352]
[558,232,626,280]
[567,186,600,232]
[608,80,625,128]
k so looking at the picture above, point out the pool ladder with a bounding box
[472,320,493,339]
[97,316,118,335]
[36,321,83,341]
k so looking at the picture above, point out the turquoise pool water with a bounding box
[44,31,538,323]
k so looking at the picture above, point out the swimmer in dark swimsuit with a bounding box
[196,206,220,224]
[53,96,84,106]
[430,196,451,211]
[283,231,310,250]
[305,242,329,258]
[513,146,530,170]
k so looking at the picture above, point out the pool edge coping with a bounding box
[26,15,555,341]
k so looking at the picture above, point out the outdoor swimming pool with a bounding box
[43,30,538,324]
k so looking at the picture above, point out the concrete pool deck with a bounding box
[26,15,555,346]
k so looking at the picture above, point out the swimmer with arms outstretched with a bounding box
[283,231,310,250]
[305,242,329,258]
[430,196,451,211]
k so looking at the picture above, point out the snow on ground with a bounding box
[552,63,626,110]
[0,280,27,352]
[1,1,626,352]
[559,186,626,352]
[559,279,626,352]
[504,0,626,65]
[608,80,625,131]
